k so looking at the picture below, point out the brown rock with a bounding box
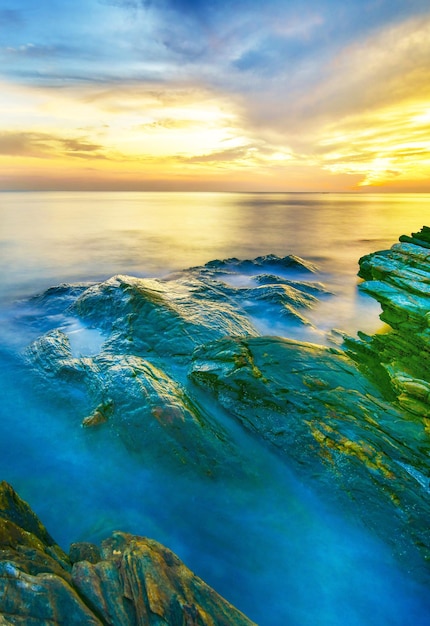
[0,482,256,626]
[73,531,255,626]
[82,400,113,428]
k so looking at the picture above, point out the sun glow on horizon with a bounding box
[318,102,430,189]
[1,78,429,192]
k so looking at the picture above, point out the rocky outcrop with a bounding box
[24,256,324,479]
[20,241,430,576]
[347,227,430,454]
[25,328,244,478]
[189,334,430,565]
[70,274,258,358]
[0,481,255,625]
[347,225,430,420]
[187,231,430,565]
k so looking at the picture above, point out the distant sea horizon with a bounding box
[1,188,429,193]
[1,189,428,298]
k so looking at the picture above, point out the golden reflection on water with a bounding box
[0,191,428,294]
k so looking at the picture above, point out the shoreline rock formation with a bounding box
[187,228,430,568]
[0,481,255,625]
[23,255,323,480]
[4,229,430,620]
[349,225,430,418]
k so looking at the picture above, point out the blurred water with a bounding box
[1,191,428,290]
[1,191,430,625]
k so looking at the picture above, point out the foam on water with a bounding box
[63,319,106,357]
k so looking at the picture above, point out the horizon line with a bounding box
[1,188,429,194]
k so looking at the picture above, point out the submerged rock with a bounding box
[0,481,255,625]
[189,334,430,564]
[19,240,430,576]
[71,274,258,357]
[27,331,241,477]
[24,256,325,478]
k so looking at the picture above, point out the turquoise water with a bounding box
[1,191,430,624]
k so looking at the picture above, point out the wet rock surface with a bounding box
[190,333,430,565]
[348,226,430,417]
[0,481,255,625]
[11,237,430,615]
[24,256,323,479]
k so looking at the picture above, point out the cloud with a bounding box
[176,141,296,169]
[61,137,109,158]
[3,43,72,58]
[314,100,430,187]
[109,0,429,77]
[309,15,430,117]
[0,131,108,160]
[178,145,256,165]
[4,0,428,101]
[227,14,430,147]
[138,117,211,130]
[1,0,429,190]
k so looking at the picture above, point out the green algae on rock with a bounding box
[347,226,430,426]
[0,481,256,626]
[24,256,325,479]
[20,242,430,575]
[189,334,430,565]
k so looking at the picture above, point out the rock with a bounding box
[70,274,258,358]
[0,480,58,549]
[0,482,255,626]
[69,542,102,564]
[0,564,104,625]
[25,283,94,329]
[0,481,98,625]
[21,243,430,574]
[72,531,255,626]
[344,226,430,562]
[399,225,430,249]
[238,283,318,325]
[26,341,244,477]
[254,273,331,296]
[82,400,114,428]
[24,255,326,478]
[201,253,319,274]
[347,226,430,421]
[26,328,76,378]
[190,333,430,565]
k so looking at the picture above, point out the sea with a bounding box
[0,191,429,625]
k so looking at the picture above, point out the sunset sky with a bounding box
[0,0,429,192]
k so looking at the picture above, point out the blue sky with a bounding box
[0,0,429,190]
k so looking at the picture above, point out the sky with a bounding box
[0,0,429,192]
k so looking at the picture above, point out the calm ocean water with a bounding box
[1,191,430,625]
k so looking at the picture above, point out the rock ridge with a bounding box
[0,481,255,625]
